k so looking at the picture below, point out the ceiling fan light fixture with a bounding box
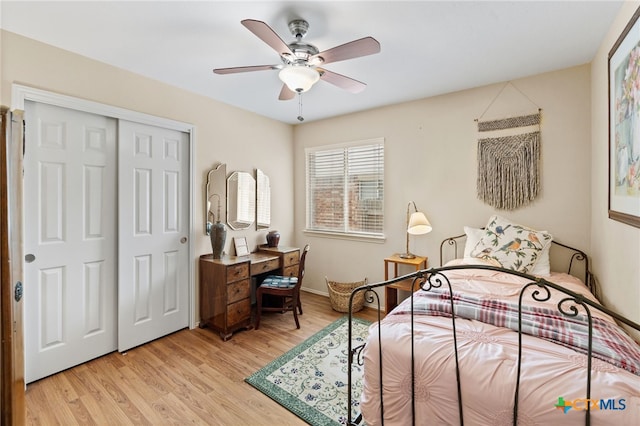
[278,65,320,93]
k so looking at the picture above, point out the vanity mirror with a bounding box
[205,163,226,235]
[227,171,256,230]
[256,169,271,229]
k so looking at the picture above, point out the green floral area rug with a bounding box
[245,316,371,426]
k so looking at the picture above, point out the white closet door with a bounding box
[23,101,117,383]
[117,120,189,351]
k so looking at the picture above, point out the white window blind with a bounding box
[306,139,384,237]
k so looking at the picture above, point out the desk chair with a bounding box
[255,244,310,330]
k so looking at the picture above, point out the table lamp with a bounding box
[400,201,432,259]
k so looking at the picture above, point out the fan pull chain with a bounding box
[297,92,304,122]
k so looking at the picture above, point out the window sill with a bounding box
[303,229,386,243]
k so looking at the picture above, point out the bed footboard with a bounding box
[346,265,640,426]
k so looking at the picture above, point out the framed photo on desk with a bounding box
[234,236,250,256]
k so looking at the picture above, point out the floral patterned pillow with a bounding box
[470,215,553,273]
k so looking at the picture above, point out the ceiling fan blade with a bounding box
[278,84,296,101]
[319,69,367,93]
[241,19,294,57]
[213,65,275,75]
[312,37,380,65]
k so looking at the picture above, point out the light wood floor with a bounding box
[25,292,379,425]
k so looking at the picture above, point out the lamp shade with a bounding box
[407,212,432,235]
[278,65,320,93]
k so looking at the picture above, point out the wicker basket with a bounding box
[326,277,368,313]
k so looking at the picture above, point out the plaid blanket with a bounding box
[391,288,640,376]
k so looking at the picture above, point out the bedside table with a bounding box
[384,254,428,313]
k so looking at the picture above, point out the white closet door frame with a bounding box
[12,84,197,330]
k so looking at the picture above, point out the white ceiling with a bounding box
[0,1,623,124]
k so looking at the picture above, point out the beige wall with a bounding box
[293,66,593,300]
[590,1,640,326]
[1,30,294,323]
[4,13,637,326]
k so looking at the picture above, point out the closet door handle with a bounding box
[25,254,36,263]
[180,237,187,244]
[15,281,23,302]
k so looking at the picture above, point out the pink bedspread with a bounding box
[360,265,640,425]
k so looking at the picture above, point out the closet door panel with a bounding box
[118,120,189,352]
[24,102,117,383]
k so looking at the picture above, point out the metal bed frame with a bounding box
[347,236,640,426]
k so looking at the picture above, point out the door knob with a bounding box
[25,254,36,263]
[180,237,187,244]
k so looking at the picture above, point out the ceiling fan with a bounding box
[213,19,381,101]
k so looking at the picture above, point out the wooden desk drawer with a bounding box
[227,299,250,326]
[283,265,298,278]
[226,263,249,282]
[251,258,280,276]
[227,279,250,304]
[283,251,299,267]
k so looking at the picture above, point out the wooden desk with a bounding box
[384,254,427,313]
[257,245,301,278]
[199,247,300,340]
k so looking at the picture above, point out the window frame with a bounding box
[304,138,385,242]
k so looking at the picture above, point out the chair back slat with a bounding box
[297,244,311,285]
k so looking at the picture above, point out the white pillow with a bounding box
[530,243,551,276]
[463,226,485,259]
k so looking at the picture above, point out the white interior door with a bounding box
[23,101,117,383]
[117,120,189,351]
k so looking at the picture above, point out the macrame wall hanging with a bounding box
[475,82,542,210]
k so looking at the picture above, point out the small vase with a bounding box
[210,221,226,259]
[266,230,280,247]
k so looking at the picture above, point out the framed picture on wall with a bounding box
[609,7,640,228]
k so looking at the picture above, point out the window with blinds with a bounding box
[306,138,384,237]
